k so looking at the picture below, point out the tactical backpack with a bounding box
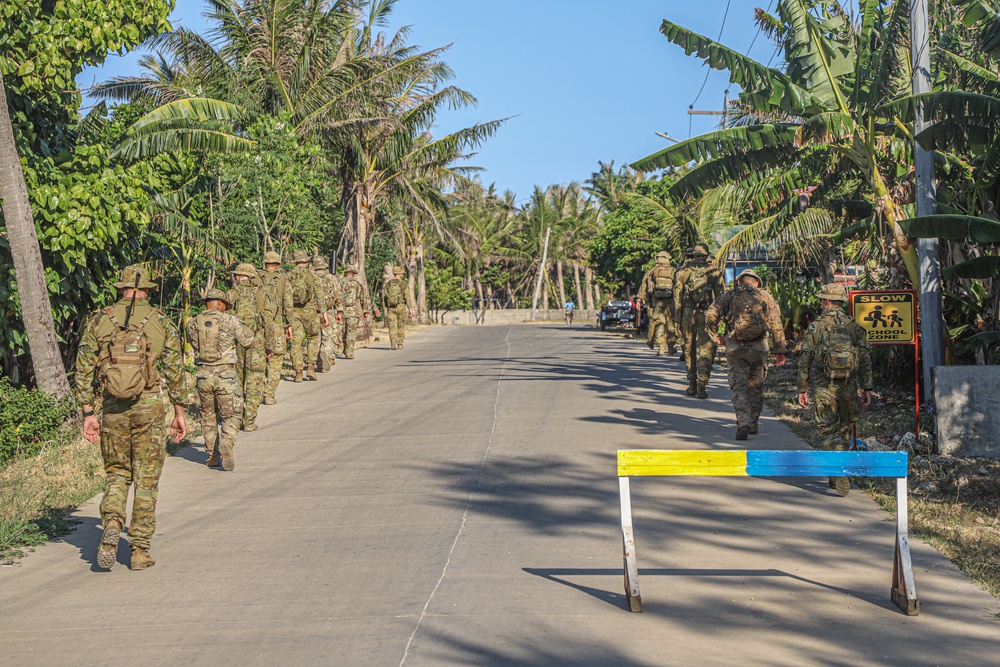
[729,287,768,342]
[192,312,223,364]
[652,266,673,299]
[816,311,860,380]
[290,268,314,307]
[385,279,405,307]
[342,279,358,308]
[100,309,157,399]
[685,266,714,306]
[231,284,261,332]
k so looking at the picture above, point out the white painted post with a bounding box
[619,476,642,612]
[892,477,920,615]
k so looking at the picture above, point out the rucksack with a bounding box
[342,279,358,308]
[385,279,405,307]
[729,287,768,342]
[652,266,673,298]
[289,268,314,306]
[816,311,860,380]
[192,311,223,364]
[685,266,714,306]
[231,284,261,332]
[101,309,156,399]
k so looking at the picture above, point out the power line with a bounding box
[688,0,733,111]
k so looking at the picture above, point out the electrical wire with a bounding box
[688,0,733,112]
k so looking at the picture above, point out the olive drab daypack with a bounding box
[193,312,223,364]
[685,265,714,306]
[290,268,314,306]
[342,279,358,308]
[729,287,768,342]
[231,284,262,333]
[385,279,405,307]
[100,309,157,399]
[816,311,860,380]
[651,266,673,299]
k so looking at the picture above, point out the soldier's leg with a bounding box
[665,301,678,352]
[396,304,407,346]
[333,317,345,356]
[838,381,860,448]
[98,402,133,530]
[387,308,399,348]
[681,308,698,392]
[812,383,846,451]
[289,310,306,372]
[745,348,768,432]
[198,375,220,461]
[126,399,167,552]
[216,369,242,471]
[727,347,753,431]
[645,307,656,349]
[345,315,360,358]
[655,300,669,354]
[695,310,717,395]
[242,332,266,427]
[304,314,321,377]
[264,351,284,402]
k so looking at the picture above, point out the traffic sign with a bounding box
[849,290,917,345]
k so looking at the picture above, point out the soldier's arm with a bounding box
[73,312,103,407]
[711,269,726,301]
[232,315,255,349]
[797,326,817,392]
[637,270,650,301]
[764,292,788,353]
[159,316,192,406]
[282,275,293,319]
[704,292,729,332]
[673,269,686,305]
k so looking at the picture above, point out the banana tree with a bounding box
[631,0,922,288]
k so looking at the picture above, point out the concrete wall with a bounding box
[433,309,598,327]
[935,365,1000,457]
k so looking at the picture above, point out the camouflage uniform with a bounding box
[637,251,676,355]
[283,250,325,378]
[798,299,873,452]
[258,252,286,403]
[338,266,371,359]
[381,266,411,349]
[73,265,189,567]
[705,270,787,437]
[673,244,725,396]
[228,264,272,430]
[312,256,343,370]
[187,289,254,470]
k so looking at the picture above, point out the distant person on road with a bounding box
[674,243,725,398]
[797,283,874,497]
[338,265,372,359]
[284,250,327,382]
[563,299,575,325]
[258,251,287,404]
[705,269,787,440]
[637,250,676,356]
[382,265,411,349]
[312,256,343,370]
[74,264,189,571]
[187,289,254,472]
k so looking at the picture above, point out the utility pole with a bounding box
[530,226,552,320]
[911,0,945,402]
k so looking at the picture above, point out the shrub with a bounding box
[0,378,77,467]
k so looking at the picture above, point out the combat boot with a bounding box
[749,423,759,435]
[685,380,697,396]
[306,365,318,381]
[833,477,850,496]
[647,338,654,350]
[696,385,708,399]
[263,396,277,405]
[219,439,235,471]
[294,370,303,383]
[736,426,750,441]
[319,352,331,372]
[97,517,122,569]
[206,453,221,467]
[398,343,403,349]
[391,341,397,350]
[243,423,259,432]
[130,547,155,570]
[667,346,677,356]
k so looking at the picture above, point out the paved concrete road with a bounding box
[2,325,998,666]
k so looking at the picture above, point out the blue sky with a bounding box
[79,0,778,201]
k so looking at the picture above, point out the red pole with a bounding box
[914,335,921,438]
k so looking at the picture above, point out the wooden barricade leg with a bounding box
[619,476,642,612]
[891,476,920,615]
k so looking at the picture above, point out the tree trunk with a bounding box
[542,264,551,310]
[584,267,596,310]
[343,180,374,286]
[556,260,567,308]
[416,244,428,324]
[0,73,70,397]
[594,280,602,306]
[573,261,583,308]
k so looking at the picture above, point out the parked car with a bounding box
[598,300,640,331]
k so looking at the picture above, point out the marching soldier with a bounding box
[229,263,272,431]
[338,265,371,359]
[797,283,874,496]
[312,256,343,371]
[283,250,328,381]
[74,265,189,571]
[187,289,254,471]
[674,243,725,398]
[637,251,677,356]
[258,251,286,404]
[381,265,411,350]
[705,269,787,440]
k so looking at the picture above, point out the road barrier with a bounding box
[617,449,919,615]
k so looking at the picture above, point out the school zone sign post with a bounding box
[849,290,921,434]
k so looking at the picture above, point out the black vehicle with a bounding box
[598,300,640,331]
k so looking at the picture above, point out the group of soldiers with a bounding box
[74,256,412,571]
[637,246,874,496]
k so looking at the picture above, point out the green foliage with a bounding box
[426,264,472,312]
[0,377,76,466]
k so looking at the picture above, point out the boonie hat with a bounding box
[264,251,281,265]
[231,263,257,277]
[392,265,405,274]
[343,265,358,274]
[692,243,711,256]
[293,250,311,264]
[311,256,327,269]
[818,283,848,302]
[736,268,763,286]
[114,264,158,290]
[202,288,232,307]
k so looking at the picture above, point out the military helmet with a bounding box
[311,256,327,269]
[691,243,711,256]
[818,282,848,302]
[263,251,281,265]
[114,264,158,290]
[392,265,405,275]
[655,251,671,263]
[202,288,232,307]
[231,262,257,277]
[293,250,311,264]
[684,247,695,257]
[343,265,358,275]
[736,268,763,286]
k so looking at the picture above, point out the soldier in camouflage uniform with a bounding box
[705,269,787,440]
[258,251,286,404]
[338,265,371,359]
[381,265,411,350]
[283,250,328,381]
[673,243,725,398]
[797,283,874,496]
[637,251,677,356]
[229,263,273,431]
[75,265,189,571]
[312,255,343,371]
[187,289,254,471]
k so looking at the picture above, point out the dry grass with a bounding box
[765,356,1000,599]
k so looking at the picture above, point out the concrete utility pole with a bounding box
[530,226,552,319]
[911,0,945,401]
